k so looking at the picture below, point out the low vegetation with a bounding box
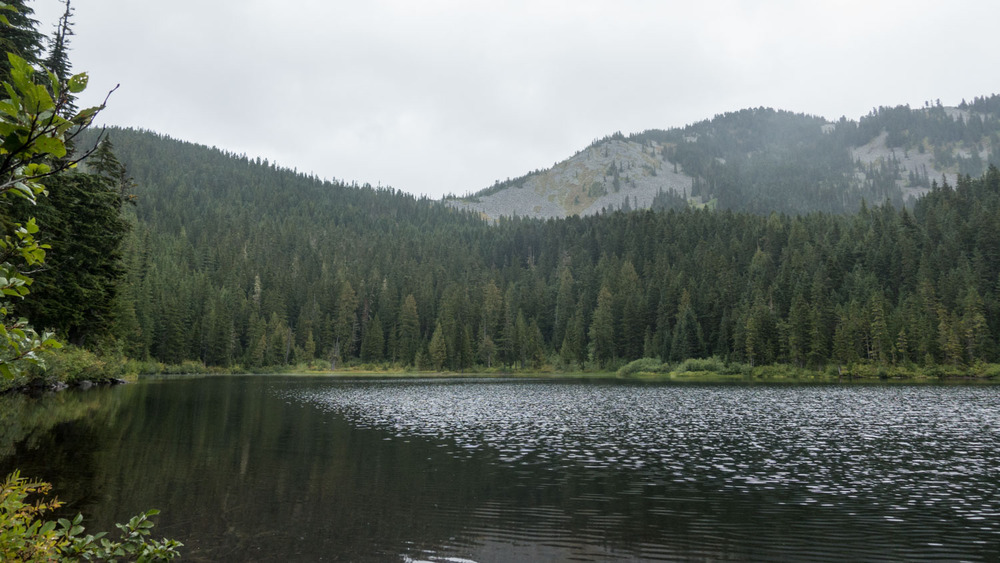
[0,471,181,561]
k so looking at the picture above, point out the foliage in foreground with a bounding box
[0,42,107,379]
[0,471,181,561]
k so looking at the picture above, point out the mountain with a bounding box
[447,97,1000,219]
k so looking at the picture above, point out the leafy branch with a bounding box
[0,50,115,379]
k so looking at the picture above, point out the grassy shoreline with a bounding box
[6,348,1000,394]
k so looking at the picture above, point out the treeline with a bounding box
[59,128,1000,372]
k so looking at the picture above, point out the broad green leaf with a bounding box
[24,83,55,113]
[10,181,35,201]
[31,136,67,158]
[3,80,19,104]
[24,162,51,176]
[68,73,89,94]
[7,52,29,73]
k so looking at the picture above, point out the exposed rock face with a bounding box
[850,131,954,202]
[447,139,692,220]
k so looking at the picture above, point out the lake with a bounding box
[2,376,999,561]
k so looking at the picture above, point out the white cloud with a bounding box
[25,0,1000,198]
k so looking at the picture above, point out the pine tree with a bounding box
[786,291,810,367]
[552,266,575,347]
[589,286,615,367]
[44,1,73,82]
[618,261,645,360]
[0,0,45,81]
[429,321,447,370]
[807,273,831,366]
[515,310,529,368]
[832,313,856,368]
[360,312,384,362]
[458,325,474,370]
[868,293,890,363]
[961,287,988,364]
[15,172,129,346]
[743,296,775,367]
[479,333,496,368]
[670,289,702,361]
[397,294,420,366]
[895,327,909,365]
[334,281,359,360]
[527,320,545,369]
[303,329,316,364]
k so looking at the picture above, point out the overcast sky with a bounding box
[27,0,1000,199]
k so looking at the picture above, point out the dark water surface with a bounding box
[2,376,1000,561]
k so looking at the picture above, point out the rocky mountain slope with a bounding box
[447,100,998,219]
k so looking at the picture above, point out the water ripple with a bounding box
[284,380,1000,560]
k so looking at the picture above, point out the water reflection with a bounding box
[2,377,999,561]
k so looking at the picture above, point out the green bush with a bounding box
[675,357,726,373]
[28,347,127,385]
[617,358,668,378]
[971,361,1000,379]
[0,470,182,561]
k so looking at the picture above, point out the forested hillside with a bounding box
[5,0,999,377]
[64,128,1000,373]
[449,102,1000,219]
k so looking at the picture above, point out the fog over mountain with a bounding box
[447,100,999,219]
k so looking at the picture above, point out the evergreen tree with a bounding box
[16,172,129,346]
[589,286,615,367]
[670,289,702,361]
[832,311,857,368]
[429,321,447,370]
[44,1,73,83]
[960,287,988,363]
[0,0,45,81]
[552,266,575,347]
[786,291,810,367]
[360,312,384,362]
[333,281,359,361]
[868,293,890,363]
[397,294,420,366]
[618,261,645,360]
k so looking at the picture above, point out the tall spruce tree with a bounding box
[44,1,73,82]
[0,0,45,81]
[14,172,128,345]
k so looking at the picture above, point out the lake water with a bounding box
[2,376,1000,561]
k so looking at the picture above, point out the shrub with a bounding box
[28,347,127,385]
[971,361,1000,379]
[0,470,182,561]
[617,358,668,378]
[675,356,726,373]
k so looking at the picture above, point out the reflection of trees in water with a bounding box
[0,387,127,520]
[4,377,506,562]
[0,391,111,457]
